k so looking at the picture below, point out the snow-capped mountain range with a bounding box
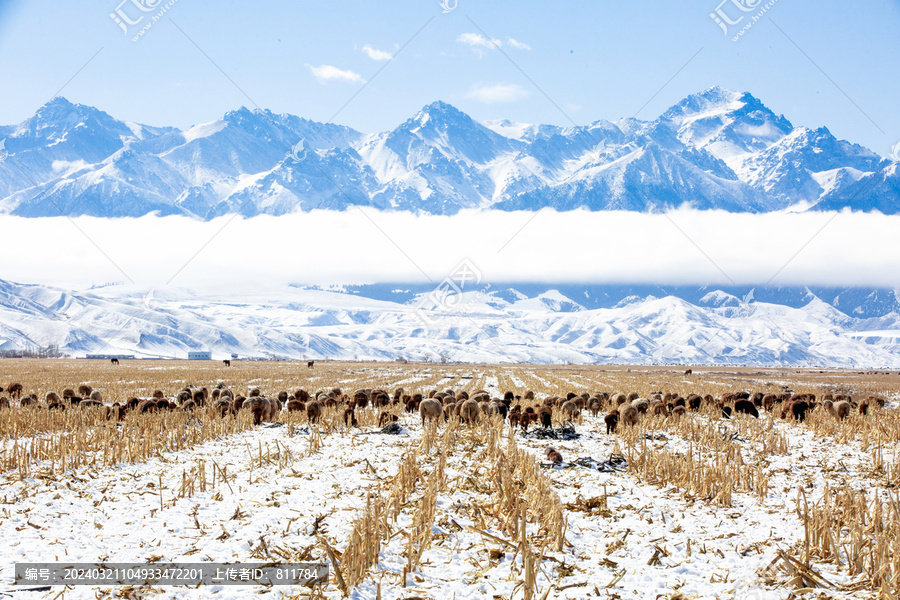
[2,279,899,367]
[1,87,897,218]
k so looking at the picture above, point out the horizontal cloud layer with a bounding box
[1,208,897,291]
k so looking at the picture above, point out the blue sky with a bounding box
[0,0,898,155]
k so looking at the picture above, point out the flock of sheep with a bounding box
[0,381,886,434]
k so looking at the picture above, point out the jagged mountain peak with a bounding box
[1,89,896,218]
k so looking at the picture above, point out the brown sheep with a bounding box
[762,394,777,412]
[588,397,602,417]
[631,398,649,414]
[20,395,37,407]
[7,383,24,399]
[295,389,311,403]
[46,391,61,404]
[460,399,480,425]
[545,447,563,464]
[378,411,398,427]
[62,388,76,400]
[540,409,552,428]
[618,404,638,427]
[152,390,165,400]
[0,397,9,410]
[90,390,103,403]
[249,388,261,398]
[651,401,668,417]
[287,398,306,412]
[524,390,535,400]
[671,406,687,417]
[245,397,272,425]
[77,384,92,398]
[343,408,358,427]
[626,392,639,402]
[604,411,619,434]
[180,399,197,412]
[734,399,759,418]
[834,400,851,420]
[306,400,323,424]
[791,401,810,422]
[612,393,627,406]
[419,398,443,424]
[561,400,580,422]
[213,399,234,418]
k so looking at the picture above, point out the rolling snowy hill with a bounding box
[1,279,898,367]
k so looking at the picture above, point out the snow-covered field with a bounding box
[1,361,898,599]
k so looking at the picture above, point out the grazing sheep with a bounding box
[762,394,777,412]
[245,397,273,425]
[631,398,650,414]
[249,388,261,398]
[0,397,9,410]
[604,411,619,434]
[343,408,358,427]
[626,392,639,402]
[503,391,515,403]
[524,390,535,400]
[721,406,733,419]
[859,400,869,415]
[791,401,810,422]
[834,400,851,420]
[734,399,759,418]
[671,406,687,417]
[751,392,764,407]
[90,390,103,403]
[77,384,92,398]
[306,400,323,424]
[180,399,197,412]
[561,400,580,422]
[545,447,563,464]
[46,392,61,404]
[419,398,443,424]
[612,393,627,406]
[20,395,36,407]
[378,412,398,427]
[540,409,552,428]
[62,388,75,400]
[213,399,234,418]
[287,398,306,412]
[651,401,668,417]
[460,399,480,425]
[7,383,24,399]
[687,394,702,411]
[588,397,602,417]
[618,404,638,427]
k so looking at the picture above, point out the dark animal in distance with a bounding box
[684,368,692,376]
[223,359,231,366]
[110,358,119,365]
[307,361,315,368]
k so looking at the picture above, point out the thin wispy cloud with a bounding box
[466,83,528,103]
[457,32,502,54]
[360,44,393,61]
[307,64,365,84]
[506,38,531,50]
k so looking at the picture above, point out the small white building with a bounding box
[187,351,212,360]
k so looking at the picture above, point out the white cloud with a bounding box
[306,64,365,84]
[506,38,531,50]
[466,83,528,103]
[360,45,392,61]
[2,209,896,289]
[457,32,502,52]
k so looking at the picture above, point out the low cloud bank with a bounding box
[1,208,896,291]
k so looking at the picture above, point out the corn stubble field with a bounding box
[1,360,900,600]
